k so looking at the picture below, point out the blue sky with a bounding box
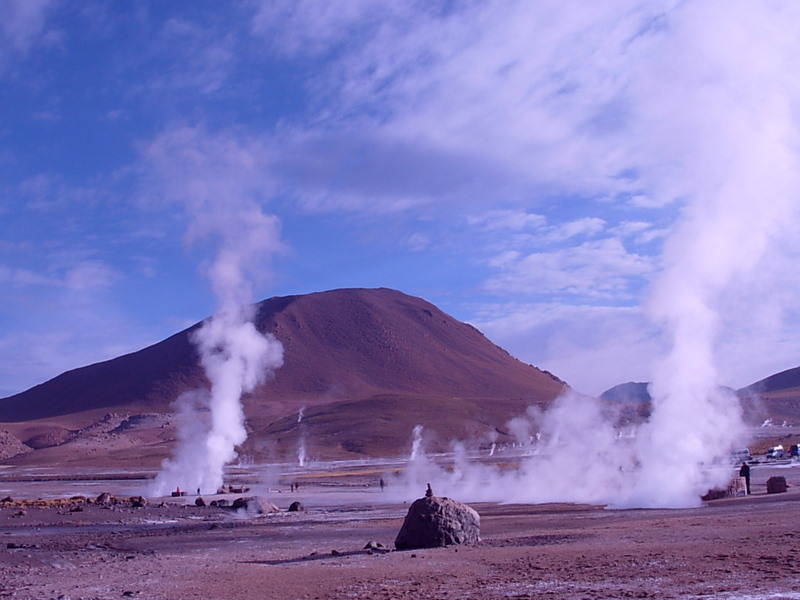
[3,1,800,398]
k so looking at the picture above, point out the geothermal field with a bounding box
[4,440,800,600]
[6,4,800,599]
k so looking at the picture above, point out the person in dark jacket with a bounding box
[739,462,751,495]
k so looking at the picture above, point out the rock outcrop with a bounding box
[231,496,280,514]
[0,430,30,459]
[395,489,480,550]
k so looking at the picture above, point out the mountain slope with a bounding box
[0,288,567,464]
[738,365,800,424]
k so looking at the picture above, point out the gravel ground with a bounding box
[2,465,800,600]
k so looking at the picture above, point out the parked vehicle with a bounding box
[731,448,751,463]
[766,445,785,459]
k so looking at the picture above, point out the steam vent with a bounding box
[394,485,480,550]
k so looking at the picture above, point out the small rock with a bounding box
[129,496,147,508]
[195,497,206,507]
[288,501,305,512]
[96,492,114,505]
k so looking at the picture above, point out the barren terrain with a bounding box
[3,459,800,600]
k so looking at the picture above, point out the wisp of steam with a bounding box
[297,405,307,467]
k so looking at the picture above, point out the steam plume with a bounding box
[409,424,424,461]
[297,405,307,467]
[148,129,284,496]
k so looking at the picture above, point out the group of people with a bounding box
[289,479,386,492]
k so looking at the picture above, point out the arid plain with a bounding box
[3,456,800,600]
[4,289,800,599]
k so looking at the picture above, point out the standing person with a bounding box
[739,462,751,495]
[379,478,385,492]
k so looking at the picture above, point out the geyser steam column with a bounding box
[147,128,284,497]
[152,252,283,496]
[623,5,800,507]
[190,304,282,492]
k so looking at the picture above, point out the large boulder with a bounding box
[395,493,480,550]
[767,476,788,494]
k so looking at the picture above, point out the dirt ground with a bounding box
[3,466,800,600]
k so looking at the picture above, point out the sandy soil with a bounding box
[3,465,800,600]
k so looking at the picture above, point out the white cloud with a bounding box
[468,210,547,232]
[471,302,660,396]
[251,0,395,58]
[245,2,658,212]
[150,17,237,94]
[64,260,119,291]
[407,233,430,252]
[0,0,59,63]
[0,265,51,286]
[611,220,664,245]
[484,238,652,299]
[543,217,607,242]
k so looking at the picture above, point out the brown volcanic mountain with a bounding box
[0,288,567,466]
[738,365,800,424]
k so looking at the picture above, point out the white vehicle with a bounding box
[731,448,751,463]
[766,445,785,459]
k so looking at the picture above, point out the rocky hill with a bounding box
[0,288,567,466]
[738,365,800,425]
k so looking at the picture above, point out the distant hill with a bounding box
[598,372,800,433]
[600,382,651,403]
[0,288,567,466]
[598,382,652,425]
[738,365,800,425]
